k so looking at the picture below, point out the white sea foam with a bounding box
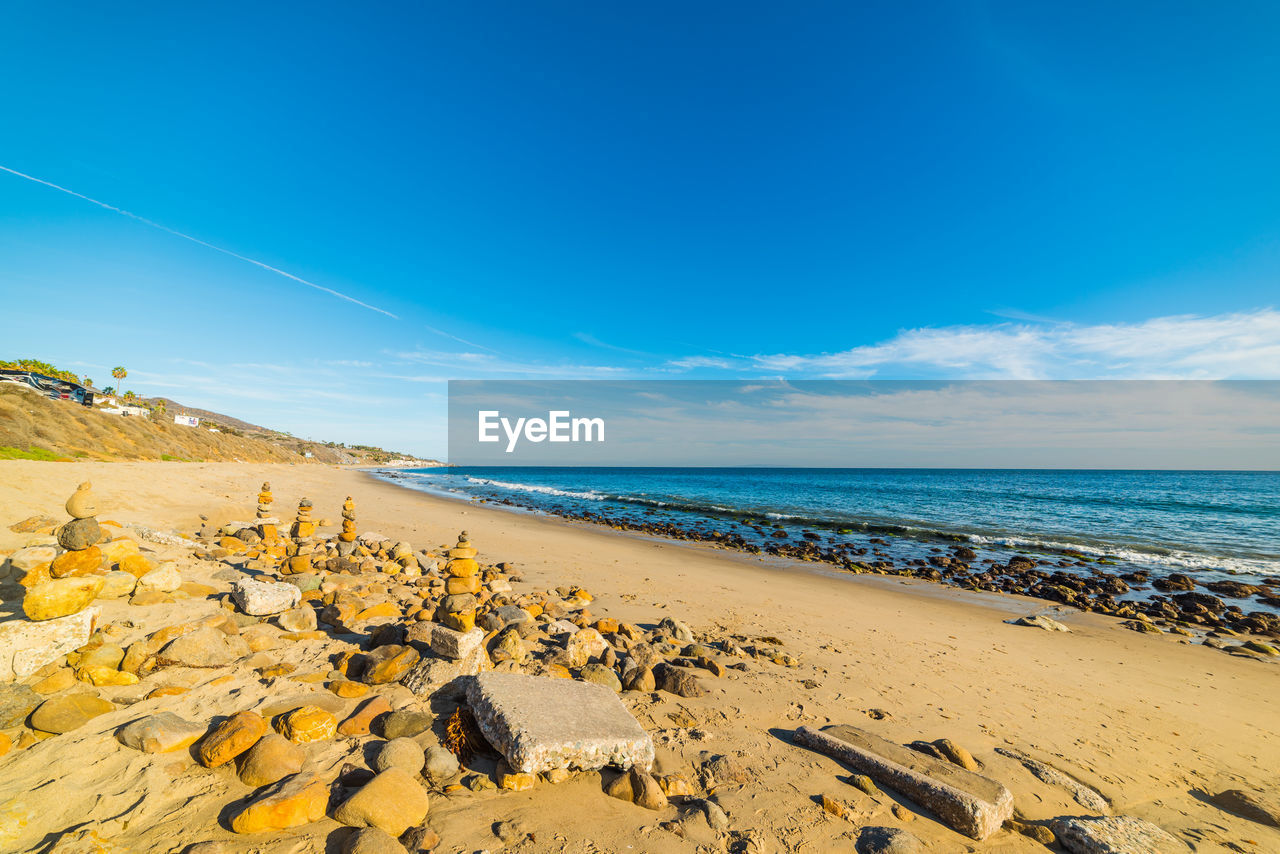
[464,476,606,501]
[967,534,1280,577]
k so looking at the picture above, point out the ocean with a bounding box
[373,467,1280,609]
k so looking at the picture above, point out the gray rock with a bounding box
[374,737,425,774]
[58,517,101,550]
[0,606,98,681]
[698,798,730,832]
[795,725,1013,841]
[465,671,655,774]
[855,826,924,854]
[1051,815,1189,853]
[655,663,705,698]
[402,643,491,696]
[659,617,694,642]
[994,747,1109,812]
[423,745,460,782]
[415,624,484,660]
[0,683,41,728]
[231,577,302,616]
[156,626,251,668]
[1006,614,1070,632]
[115,712,204,753]
[1209,789,1280,828]
[382,709,433,740]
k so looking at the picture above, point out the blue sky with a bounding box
[2,2,1278,457]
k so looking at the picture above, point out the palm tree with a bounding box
[102,386,115,396]
[83,376,93,389]
[111,366,127,393]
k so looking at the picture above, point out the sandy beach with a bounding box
[1,460,1277,853]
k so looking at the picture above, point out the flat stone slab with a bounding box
[0,607,99,681]
[406,623,484,661]
[1051,815,1190,853]
[795,724,1013,840]
[465,672,654,774]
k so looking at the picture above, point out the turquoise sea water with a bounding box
[376,467,1280,593]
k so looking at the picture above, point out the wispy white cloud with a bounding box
[663,308,1280,380]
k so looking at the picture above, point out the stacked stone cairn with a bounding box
[256,481,277,542]
[337,495,357,556]
[290,498,316,540]
[435,531,480,631]
[15,483,106,622]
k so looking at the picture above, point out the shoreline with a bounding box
[1,460,1278,852]
[368,468,1280,637]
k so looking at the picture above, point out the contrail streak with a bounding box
[0,163,399,319]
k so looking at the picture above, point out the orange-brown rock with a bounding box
[229,772,327,833]
[117,554,154,579]
[594,618,620,634]
[362,644,419,684]
[99,538,139,563]
[276,705,337,744]
[196,710,268,767]
[355,603,399,621]
[446,575,482,595]
[337,695,391,737]
[49,546,103,578]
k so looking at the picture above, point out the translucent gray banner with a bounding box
[447,380,1280,468]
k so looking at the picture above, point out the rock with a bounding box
[855,826,924,854]
[338,695,392,737]
[497,760,536,791]
[466,671,655,774]
[659,617,694,642]
[382,709,433,740]
[654,663,705,698]
[579,662,622,692]
[156,626,251,668]
[64,481,98,518]
[0,606,98,681]
[196,710,269,767]
[0,684,42,728]
[423,745,460,782]
[410,623,484,660]
[604,770,634,802]
[659,773,696,798]
[1208,789,1280,828]
[630,766,668,810]
[7,514,58,534]
[703,753,750,786]
[933,739,979,771]
[135,563,182,594]
[276,606,317,633]
[564,628,608,667]
[1051,815,1189,853]
[30,692,115,734]
[237,733,305,786]
[994,747,1109,812]
[34,668,76,694]
[5,545,57,580]
[49,546,103,578]
[332,768,430,836]
[402,643,492,696]
[116,712,204,753]
[277,705,337,743]
[625,666,656,692]
[229,772,328,833]
[795,725,1013,841]
[491,627,526,663]
[23,576,104,620]
[1005,818,1056,844]
[58,517,101,550]
[97,570,138,599]
[374,737,425,773]
[117,554,154,578]
[363,644,420,684]
[343,827,408,854]
[231,578,302,616]
[1007,614,1070,632]
[400,826,441,853]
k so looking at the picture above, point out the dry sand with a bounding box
[0,460,1276,853]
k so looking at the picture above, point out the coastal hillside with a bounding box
[0,384,434,465]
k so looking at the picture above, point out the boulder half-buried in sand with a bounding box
[794,724,1013,840]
